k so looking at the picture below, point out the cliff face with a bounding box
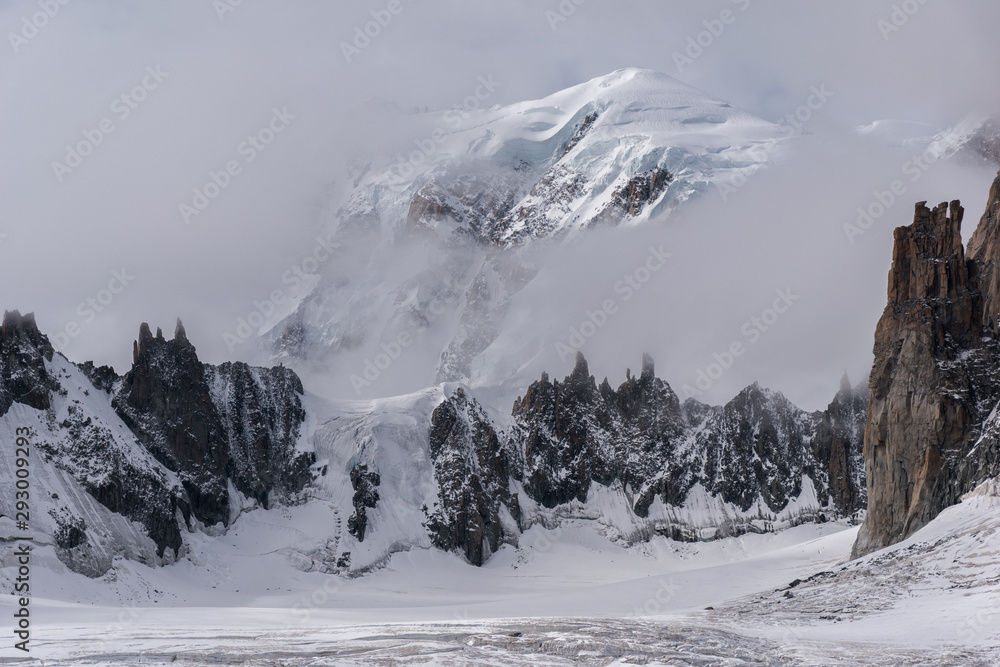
[0,310,59,415]
[114,320,314,528]
[812,374,869,516]
[0,313,315,575]
[854,188,1000,557]
[426,388,518,565]
[429,353,867,565]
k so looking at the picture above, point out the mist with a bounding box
[2,0,999,412]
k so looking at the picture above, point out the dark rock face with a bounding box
[429,352,867,564]
[812,375,869,516]
[0,310,59,415]
[512,353,688,510]
[76,361,118,394]
[45,401,186,557]
[114,321,232,526]
[211,361,311,508]
[425,387,517,565]
[347,463,381,542]
[605,168,673,219]
[113,320,313,528]
[854,192,1000,558]
[968,172,1000,331]
[0,313,315,564]
[689,383,817,514]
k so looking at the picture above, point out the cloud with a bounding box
[1,0,997,410]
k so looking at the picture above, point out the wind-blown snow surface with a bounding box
[3,480,999,664]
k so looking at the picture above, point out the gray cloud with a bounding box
[1,0,997,410]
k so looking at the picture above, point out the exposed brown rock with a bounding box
[853,199,1000,557]
[967,171,1000,331]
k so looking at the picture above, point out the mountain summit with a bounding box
[267,70,791,384]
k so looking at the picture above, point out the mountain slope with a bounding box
[0,311,317,577]
[264,69,793,385]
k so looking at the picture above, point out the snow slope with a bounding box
[5,477,999,664]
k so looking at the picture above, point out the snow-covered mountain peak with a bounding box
[272,71,793,380]
[335,68,789,246]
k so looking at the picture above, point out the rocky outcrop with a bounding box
[46,402,186,558]
[113,320,313,528]
[605,168,673,219]
[425,388,517,565]
[429,352,867,564]
[115,321,231,526]
[853,194,1000,558]
[0,310,59,415]
[812,374,868,516]
[0,313,317,569]
[967,172,1000,331]
[347,463,381,542]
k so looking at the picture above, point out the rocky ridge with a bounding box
[854,173,1000,557]
[427,352,868,565]
[0,311,315,574]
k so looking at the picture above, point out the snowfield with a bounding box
[3,478,999,664]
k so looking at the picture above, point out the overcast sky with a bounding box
[2,0,999,410]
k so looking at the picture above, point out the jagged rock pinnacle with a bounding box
[571,351,589,380]
[641,353,655,381]
[175,319,189,346]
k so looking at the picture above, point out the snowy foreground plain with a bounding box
[3,485,1000,666]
